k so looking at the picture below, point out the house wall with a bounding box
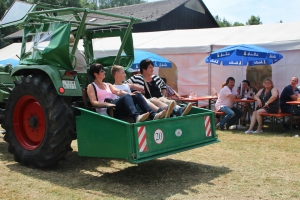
[132,3,218,32]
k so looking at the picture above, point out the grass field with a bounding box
[0,127,300,200]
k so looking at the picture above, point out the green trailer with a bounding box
[76,107,218,163]
[0,1,219,168]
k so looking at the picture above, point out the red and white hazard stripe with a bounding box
[204,116,212,137]
[138,126,148,152]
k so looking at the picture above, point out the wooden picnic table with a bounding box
[180,96,217,109]
[286,101,300,132]
[232,98,256,126]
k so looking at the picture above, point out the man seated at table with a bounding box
[279,76,300,129]
[215,77,243,130]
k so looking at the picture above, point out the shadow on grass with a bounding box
[1,139,231,199]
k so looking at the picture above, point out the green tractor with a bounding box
[0,1,219,168]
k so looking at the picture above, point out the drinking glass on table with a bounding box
[193,92,197,98]
[189,91,194,99]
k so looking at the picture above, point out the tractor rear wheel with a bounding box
[2,75,74,167]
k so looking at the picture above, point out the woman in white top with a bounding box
[111,65,175,118]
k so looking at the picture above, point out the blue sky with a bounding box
[147,0,300,25]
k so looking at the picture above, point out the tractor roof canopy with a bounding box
[1,1,142,70]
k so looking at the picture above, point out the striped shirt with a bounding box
[126,74,166,99]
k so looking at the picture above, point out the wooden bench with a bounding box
[214,111,225,125]
[260,111,291,132]
[215,111,225,116]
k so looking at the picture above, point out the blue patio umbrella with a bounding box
[130,50,172,71]
[206,44,283,98]
[205,44,283,129]
[205,44,283,66]
[0,58,19,67]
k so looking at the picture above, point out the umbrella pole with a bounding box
[240,56,244,96]
[235,56,247,129]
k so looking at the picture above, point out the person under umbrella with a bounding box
[245,78,279,134]
[215,77,243,130]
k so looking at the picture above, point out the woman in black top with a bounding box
[245,78,279,134]
[236,79,254,126]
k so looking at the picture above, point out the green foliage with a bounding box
[233,22,244,26]
[246,15,262,25]
[215,15,244,27]
[98,0,146,9]
[77,0,146,9]
[26,0,81,7]
[80,0,97,9]
[215,15,231,27]
[215,14,263,27]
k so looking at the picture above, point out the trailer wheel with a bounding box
[2,75,74,167]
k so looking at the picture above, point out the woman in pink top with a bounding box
[87,63,166,122]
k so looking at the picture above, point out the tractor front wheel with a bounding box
[2,75,74,167]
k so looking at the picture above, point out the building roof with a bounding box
[4,0,216,39]
[4,29,23,40]
[101,0,190,23]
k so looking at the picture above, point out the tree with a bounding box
[233,22,244,26]
[215,15,244,27]
[215,15,232,27]
[98,0,146,9]
[26,0,81,7]
[246,15,262,25]
[80,0,98,9]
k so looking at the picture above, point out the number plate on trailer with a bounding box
[62,80,76,89]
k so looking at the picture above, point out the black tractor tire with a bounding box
[2,75,75,168]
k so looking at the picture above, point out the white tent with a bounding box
[86,21,300,96]
[1,21,300,96]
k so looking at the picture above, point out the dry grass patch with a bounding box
[0,128,299,200]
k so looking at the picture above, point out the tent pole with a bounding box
[208,63,211,95]
[208,45,213,95]
[240,56,244,96]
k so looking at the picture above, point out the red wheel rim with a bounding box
[13,95,46,150]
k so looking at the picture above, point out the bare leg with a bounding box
[150,97,168,108]
[247,110,258,131]
[143,96,160,112]
[256,109,268,131]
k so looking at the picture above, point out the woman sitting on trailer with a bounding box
[86,63,166,122]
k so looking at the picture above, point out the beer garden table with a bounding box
[180,96,218,110]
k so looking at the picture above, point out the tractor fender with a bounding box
[11,65,82,96]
